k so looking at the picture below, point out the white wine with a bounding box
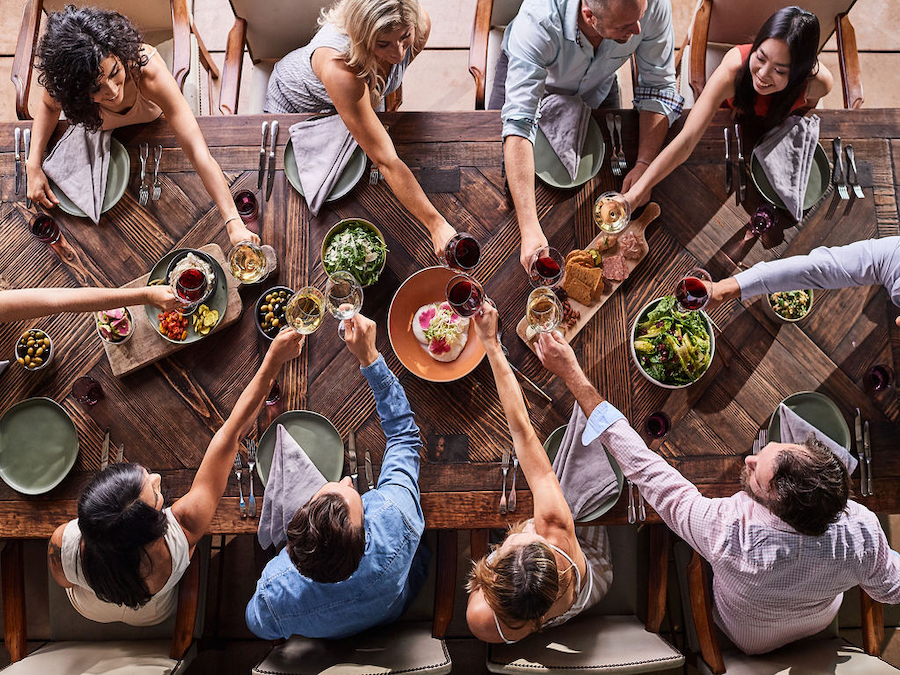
[286,288,325,335]
[325,272,363,320]
[593,194,630,233]
[526,288,562,333]
[229,243,267,283]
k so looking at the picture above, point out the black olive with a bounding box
[272,302,282,313]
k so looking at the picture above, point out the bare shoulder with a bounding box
[807,60,833,101]
[466,591,499,642]
[135,44,172,90]
[48,523,73,588]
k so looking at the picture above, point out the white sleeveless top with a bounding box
[61,508,191,626]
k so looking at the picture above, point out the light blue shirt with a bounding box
[245,355,427,640]
[501,0,683,143]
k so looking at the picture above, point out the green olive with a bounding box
[23,356,31,365]
[33,357,42,366]
[16,358,24,366]
[271,318,280,327]
[26,347,34,356]
[43,338,50,347]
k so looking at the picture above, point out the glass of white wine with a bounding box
[593,191,631,234]
[285,287,325,335]
[228,241,271,284]
[324,271,363,341]
[526,287,562,334]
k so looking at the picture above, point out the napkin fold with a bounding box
[551,406,619,520]
[538,94,591,182]
[778,403,858,475]
[289,115,359,217]
[42,125,112,225]
[257,424,327,550]
[752,114,820,221]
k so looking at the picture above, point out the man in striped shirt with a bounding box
[533,330,900,654]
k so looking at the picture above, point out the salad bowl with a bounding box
[763,289,814,323]
[321,218,387,287]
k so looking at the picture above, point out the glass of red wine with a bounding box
[265,380,281,405]
[29,213,61,244]
[865,364,893,392]
[446,274,485,317]
[746,205,777,238]
[528,246,564,288]
[675,267,712,312]
[233,190,259,223]
[645,411,671,438]
[439,232,481,271]
[174,268,210,315]
[72,376,104,405]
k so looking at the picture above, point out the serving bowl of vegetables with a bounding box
[630,296,715,389]
[764,289,813,323]
[321,218,387,287]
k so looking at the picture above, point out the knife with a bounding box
[863,420,873,497]
[115,443,124,464]
[733,123,745,205]
[14,128,21,195]
[347,430,358,490]
[258,121,269,191]
[265,120,279,201]
[364,450,374,490]
[23,129,31,208]
[100,427,110,471]
[723,126,732,194]
[854,408,867,497]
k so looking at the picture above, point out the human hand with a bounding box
[26,164,59,209]
[472,300,499,345]
[344,313,379,367]
[622,185,649,211]
[706,277,740,311]
[534,331,581,381]
[519,231,548,272]
[143,285,183,312]
[228,221,260,246]
[267,327,305,366]
[432,220,457,261]
[621,163,649,193]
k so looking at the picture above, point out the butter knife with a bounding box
[115,443,124,464]
[14,128,21,195]
[864,420,873,497]
[265,120,279,201]
[724,126,732,194]
[23,129,31,208]
[347,430,358,491]
[855,408,867,497]
[100,427,110,471]
[733,123,745,205]
[258,121,268,190]
[364,450,374,490]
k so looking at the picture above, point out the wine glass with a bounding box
[439,232,481,271]
[285,287,325,335]
[528,246,564,288]
[228,241,270,284]
[445,274,485,317]
[526,287,562,333]
[233,190,259,223]
[865,364,893,392]
[29,213,61,244]
[593,191,631,234]
[675,268,712,312]
[645,411,671,438]
[173,267,211,316]
[325,271,364,341]
[72,376,104,405]
[746,205,777,239]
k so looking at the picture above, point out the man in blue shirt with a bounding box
[495,0,684,269]
[245,313,427,639]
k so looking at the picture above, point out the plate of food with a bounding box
[143,249,227,344]
[763,289,814,323]
[630,296,715,389]
[767,391,851,449]
[284,142,367,203]
[321,218,388,287]
[256,410,345,486]
[750,142,831,213]
[517,203,659,351]
[49,138,130,218]
[534,117,605,189]
[388,266,486,382]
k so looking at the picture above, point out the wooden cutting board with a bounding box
[101,243,242,377]
[517,202,660,352]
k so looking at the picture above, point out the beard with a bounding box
[740,465,770,507]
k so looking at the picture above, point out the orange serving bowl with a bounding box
[387,266,486,383]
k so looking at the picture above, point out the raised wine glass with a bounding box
[528,246,564,288]
[593,191,631,234]
[526,287,563,333]
[228,241,270,284]
[446,274,485,317]
[325,271,364,341]
[173,267,211,316]
[285,287,325,335]
[675,268,712,313]
[439,232,481,271]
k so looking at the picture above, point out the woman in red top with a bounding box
[624,6,832,209]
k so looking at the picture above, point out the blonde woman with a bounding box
[264,0,455,259]
[465,306,612,643]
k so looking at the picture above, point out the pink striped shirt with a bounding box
[585,405,900,655]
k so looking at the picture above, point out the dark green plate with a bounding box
[750,142,831,213]
[257,410,344,486]
[543,424,624,521]
[284,142,367,203]
[767,391,850,449]
[49,138,130,218]
[535,117,604,189]
[0,397,79,495]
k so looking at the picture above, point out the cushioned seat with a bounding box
[706,638,900,675]
[0,640,189,675]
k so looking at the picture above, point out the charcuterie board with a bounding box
[517,202,660,352]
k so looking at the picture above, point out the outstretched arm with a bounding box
[0,285,181,322]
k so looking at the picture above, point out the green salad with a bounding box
[633,296,712,386]
[768,290,811,320]
[323,223,388,286]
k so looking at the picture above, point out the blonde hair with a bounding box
[321,0,427,106]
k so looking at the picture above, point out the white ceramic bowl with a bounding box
[763,289,814,323]
[14,328,54,372]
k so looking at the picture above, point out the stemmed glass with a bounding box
[173,267,212,316]
[593,191,631,234]
[439,232,481,271]
[674,268,712,312]
[526,287,563,333]
[744,205,777,240]
[528,246,564,288]
[285,287,325,335]
[228,241,271,284]
[446,274,485,317]
[324,271,364,341]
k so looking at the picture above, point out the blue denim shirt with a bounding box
[245,355,426,639]
[501,0,683,143]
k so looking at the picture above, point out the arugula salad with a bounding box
[633,296,711,386]
[323,222,388,286]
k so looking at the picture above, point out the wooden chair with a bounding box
[218,0,401,116]
[11,0,220,120]
[682,548,899,674]
[674,0,863,110]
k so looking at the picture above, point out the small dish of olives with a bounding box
[15,329,54,371]
[255,286,293,340]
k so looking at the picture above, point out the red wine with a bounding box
[447,279,483,317]
[866,365,892,392]
[30,214,60,243]
[749,205,776,236]
[676,277,709,311]
[73,376,104,405]
[265,380,281,405]
[233,190,259,223]
[645,412,671,438]
[176,268,208,302]
[445,235,480,271]
[534,256,561,283]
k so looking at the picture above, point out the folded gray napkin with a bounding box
[752,114,820,221]
[42,125,112,225]
[551,406,619,520]
[289,115,359,217]
[778,403,858,475]
[257,424,327,550]
[538,94,591,182]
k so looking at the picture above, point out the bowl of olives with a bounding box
[15,329,53,371]
[255,286,293,340]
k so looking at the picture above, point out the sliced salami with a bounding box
[602,253,630,282]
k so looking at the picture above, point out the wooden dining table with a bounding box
[1,109,899,540]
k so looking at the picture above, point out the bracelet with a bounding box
[635,159,651,167]
[224,215,241,228]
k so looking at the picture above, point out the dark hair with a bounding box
[36,6,148,131]
[77,463,168,609]
[732,7,819,126]
[286,492,365,583]
[767,436,851,536]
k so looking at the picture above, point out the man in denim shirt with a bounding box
[494,0,684,269]
[245,313,427,639]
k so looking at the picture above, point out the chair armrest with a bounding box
[1,541,27,663]
[686,550,725,675]
[385,85,402,113]
[468,0,493,110]
[191,17,220,81]
[432,530,457,639]
[646,525,669,632]
[170,0,192,92]
[219,17,247,115]
[835,12,864,110]
[11,0,42,121]
[688,0,712,102]
[860,588,884,657]
[170,549,201,660]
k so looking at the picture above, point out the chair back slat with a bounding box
[228,0,332,62]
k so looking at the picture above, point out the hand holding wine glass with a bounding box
[343,313,379,367]
[528,247,564,288]
[439,232,481,271]
[325,271,364,341]
[446,274,485,317]
[675,268,712,312]
[471,299,499,345]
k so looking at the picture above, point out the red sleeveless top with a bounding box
[724,44,808,118]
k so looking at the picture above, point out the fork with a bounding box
[614,114,627,174]
[233,451,247,519]
[138,143,150,206]
[508,452,518,512]
[151,144,162,200]
[368,163,381,185]
[605,113,621,177]
[499,447,511,515]
[832,137,849,200]
[845,144,864,199]
[246,439,258,518]
[626,479,636,524]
